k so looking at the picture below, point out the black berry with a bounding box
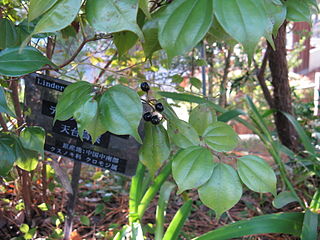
[143,112,153,121]
[151,115,161,125]
[155,102,164,112]
[140,82,150,92]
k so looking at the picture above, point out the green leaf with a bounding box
[272,191,298,209]
[285,0,312,23]
[207,17,237,47]
[158,0,213,60]
[0,18,18,50]
[189,103,217,136]
[139,0,151,19]
[12,134,38,172]
[0,47,55,77]
[0,86,16,117]
[172,146,215,193]
[0,134,16,176]
[113,31,138,56]
[83,108,108,144]
[264,0,286,36]
[86,0,144,40]
[32,0,81,35]
[139,122,170,175]
[54,81,93,122]
[193,213,304,240]
[202,121,238,152]
[20,224,29,234]
[282,112,316,156]
[310,190,320,213]
[217,109,244,122]
[73,98,98,141]
[80,215,90,226]
[198,163,242,219]
[142,9,164,58]
[20,126,45,158]
[28,0,59,22]
[190,77,202,89]
[167,119,200,148]
[237,155,277,195]
[162,199,192,240]
[38,203,49,211]
[94,203,105,215]
[213,0,270,58]
[300,210,318,240]
[99,84,143,143]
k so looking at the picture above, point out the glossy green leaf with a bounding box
[237,155,277,195]
[0,134,16,176]
[207,17,237,47]
[172,146,215,193]
[139,122,170,175]
[193,213,304,240]
[203,121,238,152]
[198,163,242,219]
[189,103,217,136]
[32,0,81,35]
[0,47,55,77]
[54,81,93,122]
[86,0,144,40]
[190,77,202,89]
[139,0,151,19]
[20,126,45,158]
[158,0,213,60]
[79,100,107,143]
[113,31,138,56]
[300,210,318,240]
[73,98,98,141]
[14,138,39,172]
[28,0,59,22]
[285,0,312,23]
[167,119,200,148]
[20,224,29,234]
[282,112,316,156]
[264,0,286,36]
[213,0,270,58]
[162,199,192,240]
[0,18,18,50]
[99,85,143,143]
[273,191,299,209]
[310,190,320,213]
[0,87,16,117]
[217,109,244,122]
[80,215,90,226]
[142,9,163,58]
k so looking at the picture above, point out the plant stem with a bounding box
[128,162,145,225]
[137,162,172,219]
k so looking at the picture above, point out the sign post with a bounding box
[24,74,143,239]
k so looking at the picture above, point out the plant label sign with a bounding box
[24,74,142,176]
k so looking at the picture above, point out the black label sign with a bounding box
[24,74,142,176]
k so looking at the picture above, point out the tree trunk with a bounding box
[268,23,299,151]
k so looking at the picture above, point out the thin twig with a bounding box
[93,52,118,84]
[58,35,112,69]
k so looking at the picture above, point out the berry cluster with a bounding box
[140,82,164,125]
